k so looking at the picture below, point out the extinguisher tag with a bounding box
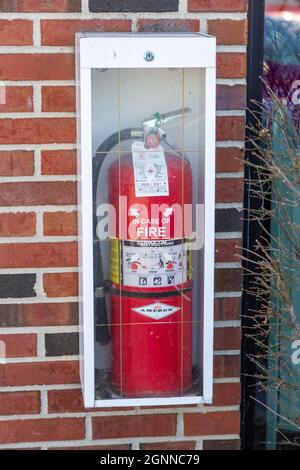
[132,141,169,197]
[122,239,189,288]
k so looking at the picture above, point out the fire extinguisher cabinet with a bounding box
[76,33,216,408]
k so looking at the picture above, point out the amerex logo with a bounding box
[132,302,180,320]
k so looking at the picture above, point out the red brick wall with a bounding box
[0,0,246,450]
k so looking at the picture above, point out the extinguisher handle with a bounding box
[142,107,192,134]
[159,107,192,123]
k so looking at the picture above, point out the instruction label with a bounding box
[122,239,189,288]
[132,141,169,197]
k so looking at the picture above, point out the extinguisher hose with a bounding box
[93,128,143,345]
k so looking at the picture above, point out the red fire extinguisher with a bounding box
[94,108,193,398]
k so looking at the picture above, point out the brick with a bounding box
[0,242,77,268]
[0,274,36,298]
[214,355,240,378]
[141,441,196,450]
[89,0,179,12]
[188,0,247,11]
[208,19,247,45]
[43,273,78,297]
[184,411,240,436]
[41,20,131,46]
[215,208,243,232]
[0,181,76,206]
[137,19,199,32]
[203,439,240,450]
[0,361,79,386]
[0,418,84,444]
[214,297,241,321]
[44,211,77,236]
[0,19,32,46]
[93,414,176,439]
[0,391,40,416]
[0,118,76,144]
[216,178,244,203]
[211,382,240,407]
[217,53,247,79]
[0,333,37,357]
[0,86,33,112]
[45,332,79,356]
[216,147,244,173]
[47,389,132,414]
[0,151,34,176]
[0,54,74,81]
[214,327,241,350]
[215,268,242,292]
[217,85,246,111]
[48,388,84,413]
[0,303,78,327]
[42,86,75,112]
[0,213,36,237]
[41,150,77,175]
[0,0,81,12]
[217,116,245,142]
[215,239,241,263]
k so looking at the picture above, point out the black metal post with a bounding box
[241,0,266,450]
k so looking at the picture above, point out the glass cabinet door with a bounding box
[91,67,206,400]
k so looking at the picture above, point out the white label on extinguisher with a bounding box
[132,302,180,320]
[122,239,189,288]
[132,141,169,197]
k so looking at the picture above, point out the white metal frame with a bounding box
[76,32,216,408]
